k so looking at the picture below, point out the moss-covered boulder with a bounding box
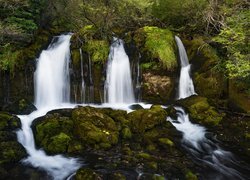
[183,37,227,106]
[134,26,177,71]
[228,79,250,113]
[75,168,102,180]
[32,106,198,179]
[2,99,37,115]
[0,112,27,177]
[33,111,74,154]
[72,106,119,149]
[0,112,21,131]
[177,96,224,127]
[128,105,167,133]
[0,141,26,164]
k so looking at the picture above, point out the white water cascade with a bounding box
[168,107,245,179]
[175,36,196,99]
[104,38,135,104]
[17,34,81,180]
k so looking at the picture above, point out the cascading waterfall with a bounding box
[104,38,135,104]
[168,107,246,179]
[79,48,86,103]
[17,34,81,180]
[34,35,71,109]
[175,36,196,99]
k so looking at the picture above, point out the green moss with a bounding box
[78,25,97,40]
[158,138,174,147]
[152,174,165,180]
[185,170,198,180]
[0,141,26,164]
[83,40,109,63]
[229,80,250,113]
[134,26,177,70]
[0,112,20,131]
[110,172,126,180]
[47,133,71,154]
[178,96,224,127]
[122,127,132,139]
[71,49,80,67]
[72,107,119,149]
[75,168,101,180]
[128,105,167,133]
[137,152,151,160]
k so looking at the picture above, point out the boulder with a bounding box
[177,96,224,127]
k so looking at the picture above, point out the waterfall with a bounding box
[34,35,71,109]
[104,38,135,104]
[79,48,86,103]
[17,34,81,180]
[175,36,196,99]
[168,107,245,179]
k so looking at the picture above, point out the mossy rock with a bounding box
[72,106,119,148]
[33,113,73,154]
[109,172,126,180]
[0,112,21,131]
[122,127,132,139]
[228,80,250,113]
[2,99,37,115]
[0,141,26,164]
[75,168,102,180]
[128,105,167,133]
[0,131,16,142]
[183,37,227,105]
[177,96,224,127]
[134,26,177,71]
[47,133,71,154]
[158,138,174,147]
[194,71,225,103]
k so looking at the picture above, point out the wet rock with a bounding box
[177,96,224,127]
[129,104,144,110]
[75,168,102,180]
[142,72,175,104]
[2,99,37,115]
[0,112,27,178]
[128,105,167,133]
[32,106,197,178]
[0,112,21,130]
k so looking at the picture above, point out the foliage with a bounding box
[152,0,208,33]
[213,9,250,79]
[83,40,109,63]
[0,44,20,72]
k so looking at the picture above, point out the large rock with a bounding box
[0,112,27,177]
[177,96,225,127]
[183,37,227,107]
[142,72,175,104]
[32,106,197,179]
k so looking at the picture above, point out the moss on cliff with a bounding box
[134,26,177,70]
[83,40,109,63]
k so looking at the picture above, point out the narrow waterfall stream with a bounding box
[17,35,81,180]
[104,38,135,104]
[175,36,196,99]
